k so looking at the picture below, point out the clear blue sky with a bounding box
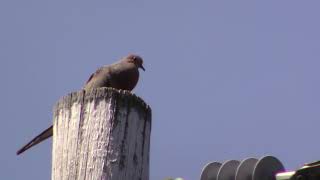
[1,0,320,179]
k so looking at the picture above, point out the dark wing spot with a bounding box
[85,67,103,85]
[85,73,94,85]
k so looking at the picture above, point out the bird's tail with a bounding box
[16,125,53,155]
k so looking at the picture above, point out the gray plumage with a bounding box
[84,54,144,91]
[17,54,145,155]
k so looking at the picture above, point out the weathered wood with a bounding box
[52,88,152,180]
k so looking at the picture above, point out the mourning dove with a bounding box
[16,54,145,155]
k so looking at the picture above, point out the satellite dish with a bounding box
[217,160,240,180]
[235,157,258,180]
[252,156,285,180]
[200,162,222,180]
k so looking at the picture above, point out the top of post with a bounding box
[53,87,151,116]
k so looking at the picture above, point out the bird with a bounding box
[16,54,145,155]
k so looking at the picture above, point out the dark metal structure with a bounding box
[200,156,285,180]
[200,156,320,180]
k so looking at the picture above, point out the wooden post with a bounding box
[51,88,152,180]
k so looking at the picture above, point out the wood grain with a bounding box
[52,88,151,180]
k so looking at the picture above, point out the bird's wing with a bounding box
[85,66,105,85]
[16,125,53,155]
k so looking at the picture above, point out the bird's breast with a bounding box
[111,68,139,91]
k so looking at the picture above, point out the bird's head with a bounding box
[126,54,145,71]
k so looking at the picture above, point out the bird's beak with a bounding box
[140,65,145,71]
